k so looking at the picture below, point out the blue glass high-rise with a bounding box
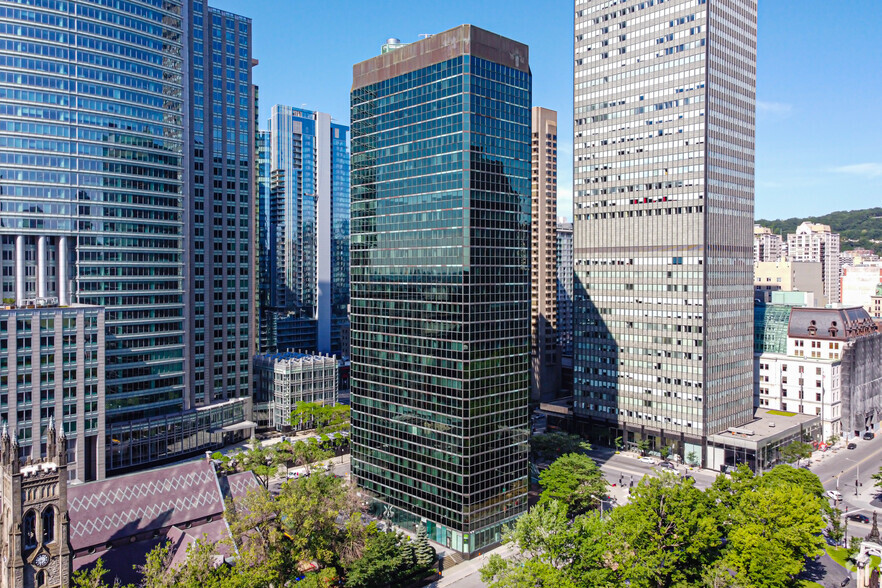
[350,25,531,554]
[261,106,349,358]
[0,0,254,474]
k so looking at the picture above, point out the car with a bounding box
[826,490,843,501]
[847,513,870,524]
[847,442,857,450]
[842,577,851,586]
[638,456,655,464]
[657,461,676,471]
[864,432,875,440]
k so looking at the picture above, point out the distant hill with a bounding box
[756,207,882,256]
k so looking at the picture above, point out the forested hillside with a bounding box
[756,207,882,255]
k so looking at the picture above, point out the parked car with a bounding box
[847,513,870,524]
[826,490,843,501]
[287,467,310,480]
[847,442,857,450]
[863,432,875,440]
[638,456,655,464]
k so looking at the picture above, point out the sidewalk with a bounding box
[427,542,518,588]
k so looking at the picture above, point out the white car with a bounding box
[639,457,655,464]
[826,490,843,501]
[287,468,310,480]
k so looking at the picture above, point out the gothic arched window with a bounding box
[22,510,37,550]
[41,508,55,544]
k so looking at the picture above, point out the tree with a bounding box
[659,445,671,461]
[828,507,845,545]
[479,501,613,588]
[345,532,429,588]
[529,432,591,462]
[722,483,825,587]
[872,465,882,489]
[778,441,813,468]
[761,464,825,500]
[291,401,350,439]
[605,473,721,587]
[292,438,334,474]
[614,436,624,451]
[414,523,435,568]
[480,556,580,588]
[686,450,699,467]
[636,439,651,456]
[237,439,278,487]
[273,440,296,476]
[224,470,364,581]
[72,559,121,588]
[538,453,607,517]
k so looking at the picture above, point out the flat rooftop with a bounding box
[709,408,820,447]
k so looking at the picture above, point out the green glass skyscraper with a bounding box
[350,25,532,554]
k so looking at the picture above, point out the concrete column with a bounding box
[37,235,47,298]
[15,235,25,305]
[57,236,68,306]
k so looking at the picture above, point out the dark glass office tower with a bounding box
[350,25,531,554]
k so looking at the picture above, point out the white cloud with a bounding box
[832,163,882,178]
[756,101,792,115]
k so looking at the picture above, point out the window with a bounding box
[23,510,36,549]
[42,508,55,543]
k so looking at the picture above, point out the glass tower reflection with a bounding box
[350,25,531,554]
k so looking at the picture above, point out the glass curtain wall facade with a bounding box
[256,128,273,352]
[264,106,349,357]
[350,25,531,554]
[0,1,253,474]
[573,0,756,460]
[0,1,186,459]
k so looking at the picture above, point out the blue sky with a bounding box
[212,0,882,221]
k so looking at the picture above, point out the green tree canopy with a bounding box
[538,453,607,517]
[484,465,828,588]
[530,432,591,462]
[779,441,813,468]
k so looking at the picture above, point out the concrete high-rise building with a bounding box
[841,264,882,313]
[557,221,575,392]
[788,222,841,304]
[350,25,531,554]
[530,108,560,402]
[0,305,105,483]
[0,1,253,475]
[557,222,575,360]
[754,261,825,306]
[573,0,757,461]
[754,225,784,263]
[183,2,255,414]
[262,106,350,357]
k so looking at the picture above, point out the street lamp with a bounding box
[845,458,861,497]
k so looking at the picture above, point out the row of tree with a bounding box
[75,469,435,588]
[213,401,351,486]
[482,463,831,588]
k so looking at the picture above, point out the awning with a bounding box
[210,420,257,433]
